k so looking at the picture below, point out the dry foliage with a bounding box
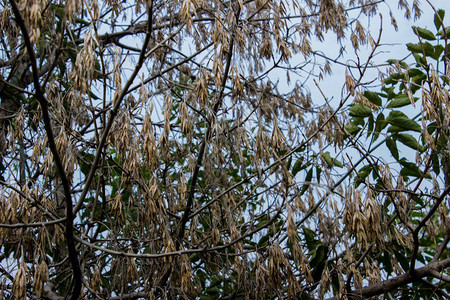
[0,0,448,299]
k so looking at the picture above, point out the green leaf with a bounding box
[386,138,399,160]
[367,114,375,136]
[295,145,306,153]
[303,227,316,240]
[303,227,318,251]
[387,59,398,64]
[344,123,361,137]
[416,252,426,264]
[433,44,445,60]
[407,43,423,53]
[394,250,410,271]
[412,52,426,67]
[400,165,421,178]
[299,292,312,300]
[75,17,90,26]
[300,168,313,196]
[257,234,269,247]
[79,152,95,176]
[310,245,328,268]
[446,44,450,59]
[383,86,396,99]
[399,159,430,179]
[190,253,200,263]
[349,104,372,118]
[356,165,371,182]
[286,156,292,170]
[351,117,365,127]
[411,74,427,93]
[431,151,440,175]
[374,113,387,136]
[333,159,343,168]
[437,26,450,37]
[412,26,436,40]
[394,133,424,152]
[387,59,409,68]
[331,271,340,295]
[388,118,421,132]
[292,157,305,176]
[386,110,407,120]
[434,9,445,31]
[406,42,437,59]
[387,94,416,108]
[312,260,327,283]
[316,166,322,184]
[386,111,422,132]
[322,152,342,168]
[322,152,333,168]
[412,195,424,207]
[364,91,382,106]
[387,125,410,133]
[384,73,405,85]
[422,42,436,58]
[51,3,65,19]
[407,68,424,77]
[382,251,393,275]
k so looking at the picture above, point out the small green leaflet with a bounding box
[322,152,343,168]
[394,133,425,152]
[386,138,399,160]
[437,27,450,37]
[407,43,423,53]
[292,157,305,176]
[400,162,422,178]
[356,165,371,182]
[349,104,372,118]
[412,26,436,40]
[386,111,422,132]
[386,94,416,108]
[388,117,422,132]
[407,68,424,77]
[310,245,329,268]
[300,168,313,196]
[434,9,445,31]
[399,159,431,179]
[364,91,382,106]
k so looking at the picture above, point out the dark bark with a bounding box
[327,258,450,300]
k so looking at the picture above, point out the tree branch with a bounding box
[74,2,154,214]
[433,232,449,262]
[176,6,241,246]
[326,258,450,300]
[8,1,82,298]
[0,218,65,228]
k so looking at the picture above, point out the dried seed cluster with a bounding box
[0,0,447,299]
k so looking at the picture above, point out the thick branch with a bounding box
[326,258,450,300]
[8,1,82,298]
